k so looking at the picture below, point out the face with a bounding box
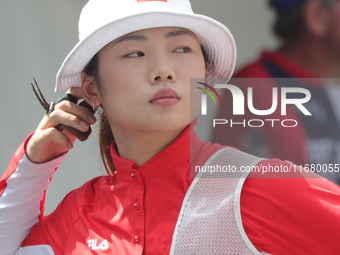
[323,0,340,56]
[93,27,205,136]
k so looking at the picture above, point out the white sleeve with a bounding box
[0,154,65,255]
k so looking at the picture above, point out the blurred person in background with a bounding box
[213,0,340,184]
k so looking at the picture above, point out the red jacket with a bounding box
[1,125,340,254]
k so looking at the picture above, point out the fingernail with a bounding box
[68,143,73,149]
[89,114,96,124]
[80,121,89,129]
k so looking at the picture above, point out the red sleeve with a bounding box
[241,159,340,254]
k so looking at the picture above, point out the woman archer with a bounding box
[0,0,339,254]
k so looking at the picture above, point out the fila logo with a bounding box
[137,0,167,3]
[87,239,109,251]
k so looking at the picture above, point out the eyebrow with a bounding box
[112,35,148,46]
[112,29,196,47]
[165,30,196,39]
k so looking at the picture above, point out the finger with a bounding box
[39,109,92,133]
[58,124,91,142]
[59,127,77,145]
[54,100,96,125]
[43,127,74,149]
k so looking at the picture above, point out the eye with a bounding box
[124,51,145,58]
[174,47,191,53]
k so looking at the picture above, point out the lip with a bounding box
[150,88,180,107]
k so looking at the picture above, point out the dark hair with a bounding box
[269,0,306,41]
[85,52,116,175]
[85,46,212,175]
[268,0,336,41]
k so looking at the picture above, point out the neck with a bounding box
[112,127,186,167]
[280,36,340,78]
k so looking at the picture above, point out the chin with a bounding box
[145,120,190,134]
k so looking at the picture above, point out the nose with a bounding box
[149,57,176,84]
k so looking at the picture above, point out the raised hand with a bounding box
[26,87,96,164]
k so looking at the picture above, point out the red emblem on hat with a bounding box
[137,0,167,2]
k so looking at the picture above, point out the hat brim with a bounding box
[55,11,237,92]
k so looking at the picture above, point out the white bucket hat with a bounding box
[55,0,237,92]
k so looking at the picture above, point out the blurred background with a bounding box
[0,0,277,214]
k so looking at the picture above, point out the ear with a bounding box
[304,0,329,38]
[81,71,102,109]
